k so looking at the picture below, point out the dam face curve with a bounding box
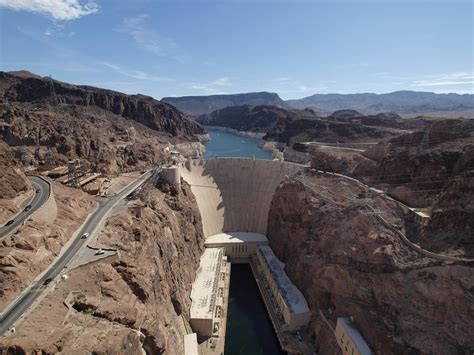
[181,157,306,237]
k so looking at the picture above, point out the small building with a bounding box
[409,208,430,227]
[335,317,372,355]
[46,166,69,178]
[255,246,311,330]
[205,232,269,259]
[190,248,229,338]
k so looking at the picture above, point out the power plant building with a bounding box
[335,317,372,355]
[254,246,311,330]
[189,247,229,339]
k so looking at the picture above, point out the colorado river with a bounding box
[224,264,285,355]
[203,129,272,159]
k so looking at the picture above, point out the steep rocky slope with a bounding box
[264,115,406,148]
[354,119,474,206]
[162,91,287,116]
[421,172,474,256]
[196,104,295,132]
[1,71,205,138]
[0,71,206,173]
[266,172,474,354]
[1,104,169,173]
[0,180,205,354]
[310,147,368,175]
[0,141,32,222]
[308,119,474,256]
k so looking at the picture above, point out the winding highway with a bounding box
[0,176,51,241]
[0,171,152,336]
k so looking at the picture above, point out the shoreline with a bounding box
[204,126,266,139]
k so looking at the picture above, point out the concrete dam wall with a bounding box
[181,158,306,237]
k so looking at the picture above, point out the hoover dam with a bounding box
[181,157,305,237]
[179,157,318,354]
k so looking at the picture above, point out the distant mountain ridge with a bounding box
[162,92,287,116]
[286,90,474,115]
[163,90,474,117]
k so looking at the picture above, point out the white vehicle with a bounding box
[95,249,105,255]
[81,232,89,239]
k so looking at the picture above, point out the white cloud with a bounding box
[410,72,474,94]
[369,71,474,93]
[0,0,99,20]
[100,62,174,82]
[412,72,474,87]
[115,14,177,56]
[267,77,328,98]
[188,77,233,95]
[44,22,75,37]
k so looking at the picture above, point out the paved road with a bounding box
[0,176,51,241]
[0,171,151,336]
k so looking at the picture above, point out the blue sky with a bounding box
[0,0,472,100]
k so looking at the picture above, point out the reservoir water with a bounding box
[203,129,272,159]
[225,264,285,355]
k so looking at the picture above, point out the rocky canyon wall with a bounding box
[266,173,474,354]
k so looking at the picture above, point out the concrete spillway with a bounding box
[181,158,305,237]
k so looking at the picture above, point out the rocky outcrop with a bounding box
[196,104,293,133]
[328,109,364,119]
[162,91,288,116]
[354,119,474,206]
[0,140,32,222]
[0,71,208,173]
[1,71,205,138]
[266,173,474,354]
[0,104,170,173]
[0,140,30,200]
[421,170,474,256]
[264,109,431,147]
[310,146,370,175]
[264,116,395,147]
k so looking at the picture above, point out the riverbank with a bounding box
[203,126,266,139]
